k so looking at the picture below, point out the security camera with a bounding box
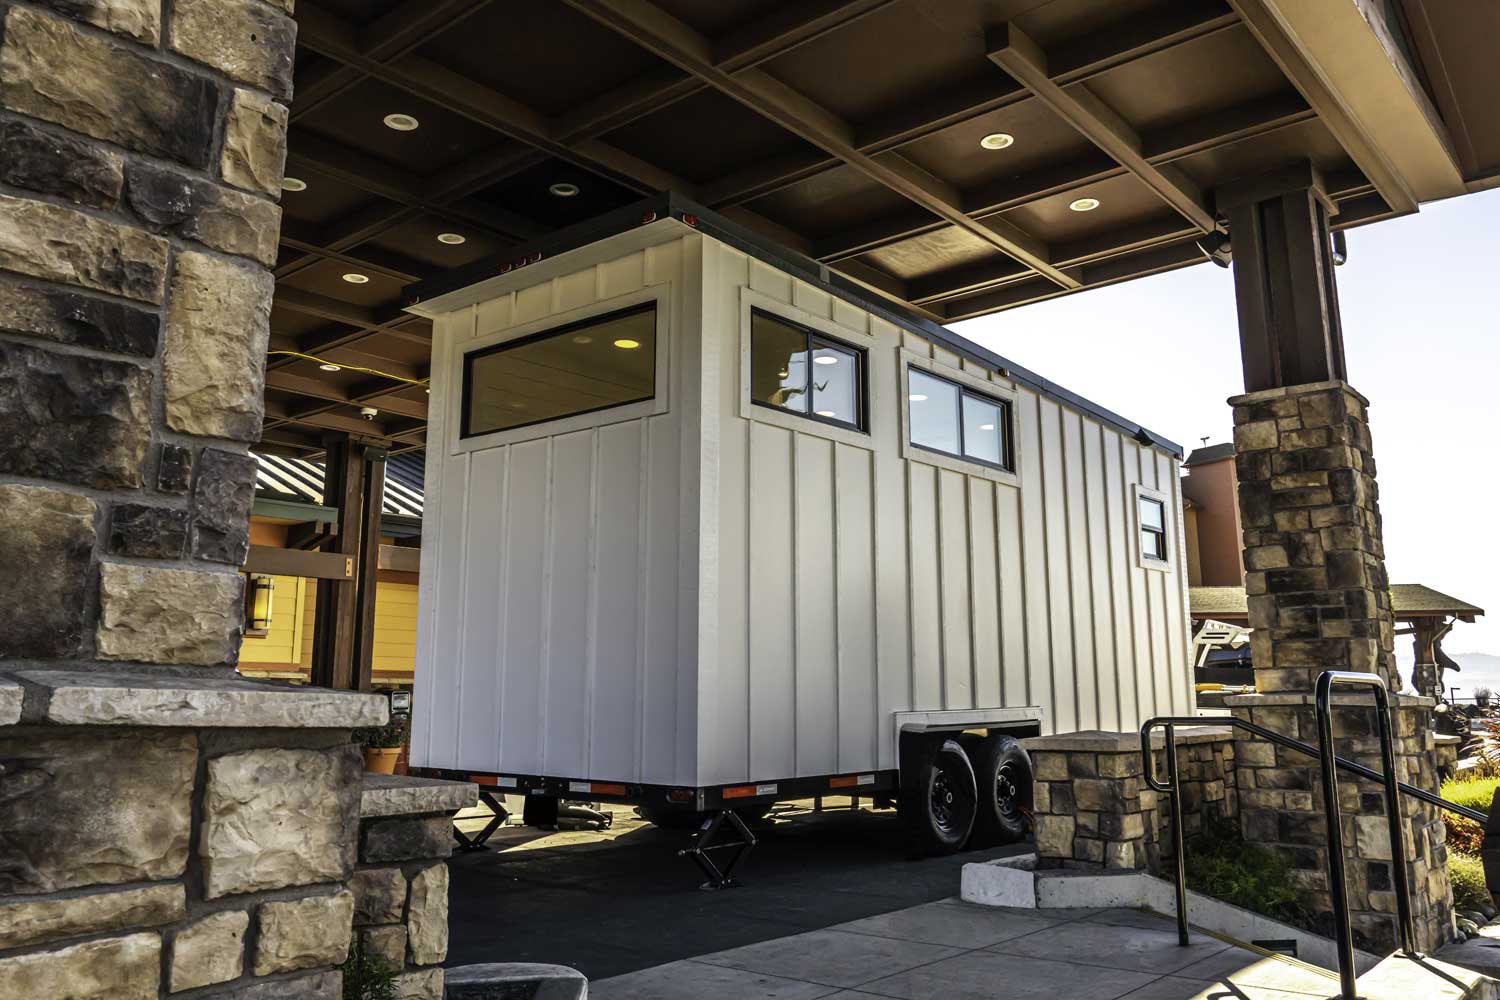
[360,406,378,421]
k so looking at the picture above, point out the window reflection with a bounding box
[908,369,960,455]
[750,310,864,430]
[810,345,856,423]
[962,394,1002,465]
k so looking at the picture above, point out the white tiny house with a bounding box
[407,198,1192,852]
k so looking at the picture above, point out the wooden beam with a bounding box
[987,23,1215,233]
[700,0,1239,208]
[245,545,354,581]
[563,0,1077,289]
[353,446,387,691]
[378,544,422,574]
[264,371,428,420]
[311,434,363,690]
[1226,0,1417,215]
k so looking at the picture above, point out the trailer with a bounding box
[406,195,1193,864]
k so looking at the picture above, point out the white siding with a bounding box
[412,236,699,785]
[415,223,1192,787]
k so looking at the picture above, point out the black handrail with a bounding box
[1141,670,1487,1000]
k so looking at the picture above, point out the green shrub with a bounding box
[1442,775,1500,814]
[339,937,397,1000]
[1183,820,1313,931]
[1449,852,1493,913]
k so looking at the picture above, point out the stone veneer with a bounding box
[1027,729,1235,873]
[0,3,486,996]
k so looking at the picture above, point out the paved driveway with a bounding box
[445,799,1032,980]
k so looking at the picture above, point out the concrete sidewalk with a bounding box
[588,900,1344,999]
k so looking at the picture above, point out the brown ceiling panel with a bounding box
[418,4,668,117]
[269,305,335,341]
[603,89,820,186]
[766,3,993,123]
[277,172,380,229]
[296,76,504,173]
[351,332,433,370]
[280,257,416,308]
[652,0,788,37]
[365,218,511,270]
[999,171,1167,243]
[861,225,1008,281]
[471,157,641,229]
[1010,0,1175,46]
[312,0,405,27]
[1171,118,1353,193]
[747,163,926,241]
[898,95,1097,191]
[1085,24,1284,134]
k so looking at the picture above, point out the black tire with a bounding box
[967,734,1032,846]
[910,738,978,855]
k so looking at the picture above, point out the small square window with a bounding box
[906,366,1012,471]
[1139,495,1168,561]
[750,309,865,431]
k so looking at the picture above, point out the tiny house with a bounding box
[408,197,1192,853]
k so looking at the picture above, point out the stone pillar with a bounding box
[353,776,478,1000]
[1218,164,1454,952]
[0,4,474,995]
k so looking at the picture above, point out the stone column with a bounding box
[0,4,467,996]
[1218,164,1454,952]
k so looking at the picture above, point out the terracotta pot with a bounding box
[363,747,401,774]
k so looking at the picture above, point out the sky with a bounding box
[953,186,1500,660]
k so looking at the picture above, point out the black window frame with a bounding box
[748,307,868,434]
[905,366,1015,473]
[459,300,658,439]
[1139,495,1168,562]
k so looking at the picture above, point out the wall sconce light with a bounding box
[245,574,274,637]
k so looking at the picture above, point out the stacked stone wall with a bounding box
[0,0,292,669]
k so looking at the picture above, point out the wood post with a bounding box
[354,445,388,692]
[1217,162,1347,393]
[311,433,364,690]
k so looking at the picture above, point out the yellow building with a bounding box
[239,453,424,688]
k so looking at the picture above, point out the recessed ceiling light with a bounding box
[549,181,580,198]
[908,393,928,402]
[508,401,526,409]
[341,273,370,284]
[1069,197,1101,212]
[815,410,837,418]
[436,232,466,245]
[613,338,641,350]
[572,335,594,345]
[383,113,420,131]
[980,132,1014,150]
[813,355,839,365]
[318,363,342,372]
[281,176,307,192]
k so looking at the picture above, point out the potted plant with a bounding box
[355,719,406,774]
[1477,686,1493,710]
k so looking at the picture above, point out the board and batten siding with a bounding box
[411,224,1192,789]
[412,235,702,786]
[700,239,1191,785]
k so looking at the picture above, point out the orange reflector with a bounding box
[829,775,858,788]
[468,774,492,785]
[591,783,626,796]
[723,785,756,799]
[668,788,694,803]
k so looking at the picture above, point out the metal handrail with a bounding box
[1141,670,1488,1000]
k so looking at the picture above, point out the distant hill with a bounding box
[1448,652,1500,698]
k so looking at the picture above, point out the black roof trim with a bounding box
[405,193,1184,460]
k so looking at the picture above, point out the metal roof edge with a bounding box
[404,192,1185,460]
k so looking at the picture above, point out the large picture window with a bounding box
[461,302,657,438]
[907,368,1012,470]
[749,309,865,432]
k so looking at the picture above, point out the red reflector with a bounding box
[468,774,492,785]
[682,213,699,227]
[667,788,693,803]
[591,783,626,796]
[723,785,756,799]
[829,775,857,789]
[642,211,658,224]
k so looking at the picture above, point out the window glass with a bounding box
[810,344,858,424]
[464,303,656,437]
[1140,496,1165,532]
[962,394,1003,466]
[750,312,810,414]
[908,369,960,455]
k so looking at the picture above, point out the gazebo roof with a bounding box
[1190,584,1486,623]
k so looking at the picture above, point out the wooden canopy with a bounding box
[262,0,1500,457]
[1191,584,1486,625]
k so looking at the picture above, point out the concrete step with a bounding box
[1355,952,1498,1000]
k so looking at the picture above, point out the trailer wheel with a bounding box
[968,735,1032,845]
[909,738,977,855]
